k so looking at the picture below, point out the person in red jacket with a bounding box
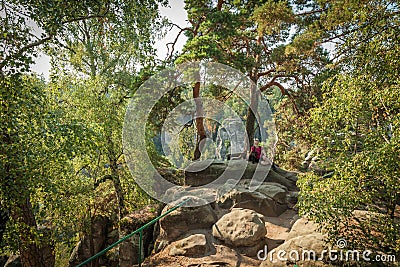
[248,138,263,164]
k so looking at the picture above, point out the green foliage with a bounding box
[0,0,111,74]
[177,0,301,72]
[252,0,295,36]
[47,0,167,219]
[297,0,400,254]
[299,72,400,252]
[1,0,167,263]
[176,0,332,157]
[0,73,96,254]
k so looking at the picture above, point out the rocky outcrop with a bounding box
[68,215,115,267]
[67,161,309,266]
[68,205,159,267]
[185,161,298,191]
[218,181,289,217]
[119,205,159,267]
[144,161,303,266]
[144,207,302,267]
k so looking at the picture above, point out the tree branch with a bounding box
[62,2,109,24]
[0,6,109,71]
[94,175,113,188]
[166,26,193,61]
[168,12,210,61]
[0,35,53,71]
[257,69,275,78]
[261,37,271,55]
[220,79,243,101]
[260,80,300,115]
[217,0,224,11]
[62,13,107,24]
[315,28,358,46]
[295,8,327,17]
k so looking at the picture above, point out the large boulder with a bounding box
[158,197,218,242]
[248,182,288,204]
[212,208,266,247]
[163,186,218,204]
[184,160,228,187]
[259,233,329,267]
[260,217,331,267]
[286,217,319,241]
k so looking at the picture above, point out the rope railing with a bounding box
[76,199,189,267]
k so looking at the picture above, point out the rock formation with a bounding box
[67,161,351,267]
[144,161,305,266]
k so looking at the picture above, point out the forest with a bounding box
[1,0,399,266]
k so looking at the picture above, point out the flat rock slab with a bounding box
[185,161,297,191]
[169,234,209,256]
[286,217,319,241]
[145,243,261,267]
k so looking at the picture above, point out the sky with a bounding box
[31,0,189,79]
[30,1,336,79]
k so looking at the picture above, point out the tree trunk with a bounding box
[193,81,207,160]
[244,36,262,152]
[108,155,127,266]
[111,164,126,220]
[217,0,224,10]
[13,198,46,267]
[0,209,9,244]
[112,167,127,267]
[244,82,259,151]
[88,215,99,267]
[4,130,46,266]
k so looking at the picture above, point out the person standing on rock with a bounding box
[247,138,263,164]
